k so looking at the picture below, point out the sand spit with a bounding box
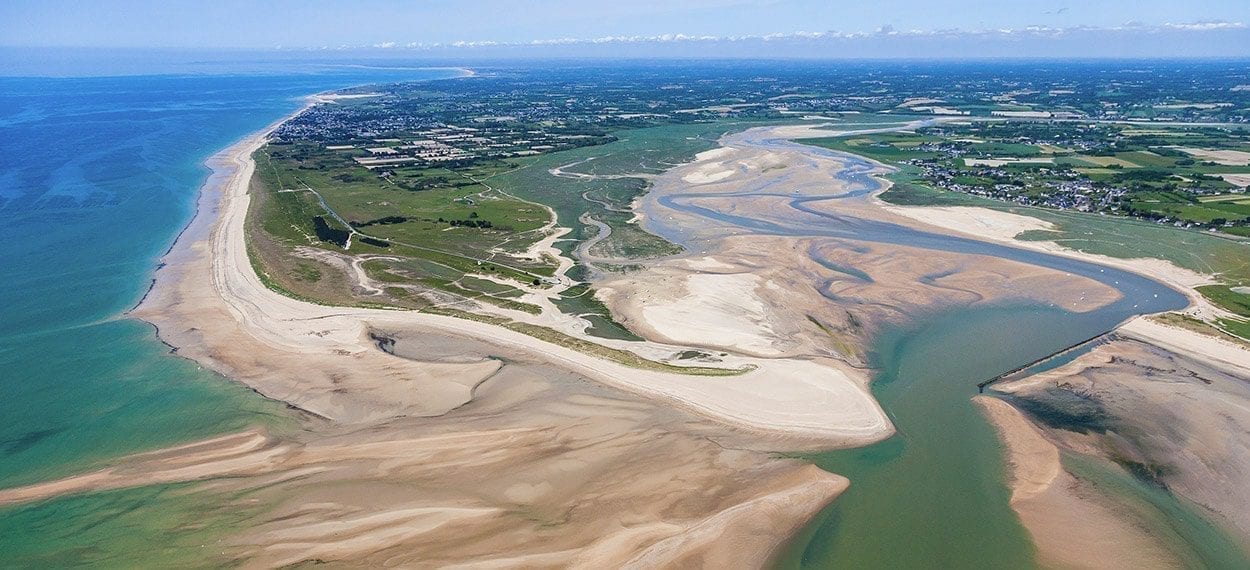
[1121,316,1250,374]
[0,430,282,507]
[976,397,1186,569]
[130,104,889,444]
[132,122,502,425]
[884,205,1057,241]
[990,334,1250,556]
[972,397,1060,505]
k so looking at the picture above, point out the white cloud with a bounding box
[316,21,1247,52]
[1163,21,1247,31]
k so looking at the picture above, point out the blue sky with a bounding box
[2,0,1248,57]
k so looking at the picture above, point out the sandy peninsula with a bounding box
[0,98,902,566]
[130,101,892,444]
[982,329,1250,561]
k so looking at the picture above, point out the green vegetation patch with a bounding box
[553,284,644,341]
[424,307,748,376]
[1198,285,1250,317]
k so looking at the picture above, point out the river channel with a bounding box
[636,127,1244,567]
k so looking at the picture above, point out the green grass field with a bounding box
[1197,285,1250,315]
[811,133,941,163]
[248,142,562,312]
[258,143,551,259]
[1197,284,1250,339]
[1003,208,1250,282]
[1198,193,1250,204]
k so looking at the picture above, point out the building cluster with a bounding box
[318,125,608,169]
[909,158,1117,212]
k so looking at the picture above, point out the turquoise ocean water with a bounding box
[0,63,460,565]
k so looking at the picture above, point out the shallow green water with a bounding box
[0,320,289,490]
[777,304,1249,569]
[1061,454,1249,568]
[0,484,271,568]
[779,306,1052,568]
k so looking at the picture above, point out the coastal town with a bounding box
[265,64,1250,240]
[818,119,1250,233]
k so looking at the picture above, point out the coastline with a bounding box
[6,55,1245,568]
[129,104,892,441]
[112,97,1126,567]
[16,99,1244,566]
[127,65,474,316]
[111,89,888,564]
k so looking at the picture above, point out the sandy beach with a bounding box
[0,99,904,566]
[128,103,892,444]
[0,328,852,567]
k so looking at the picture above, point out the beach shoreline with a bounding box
[99,88,891,565]
[129,101,892,443]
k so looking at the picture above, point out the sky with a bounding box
[2,0,1248,58]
